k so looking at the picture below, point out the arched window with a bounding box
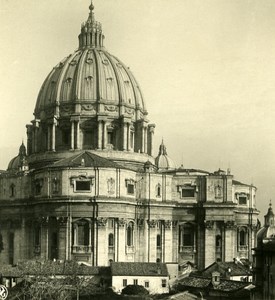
[239,228,247,246]
[179,223,194,251]
[78,222,89,245]
[126,222,134,246]
[108,233,114,247]
[72,219,91,252]
[157,234,161,248]
[10,184,15,197]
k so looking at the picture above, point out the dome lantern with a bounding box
[78,0,105,49]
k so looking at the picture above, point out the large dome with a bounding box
[35,48,146,121]
[24,1,155,170]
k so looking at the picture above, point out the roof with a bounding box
[111,262,169,277]
[232,180,254,187]
[202,261,251,277]
[1,260,110,277]
[51,151,122,169]
[179,276,251,293]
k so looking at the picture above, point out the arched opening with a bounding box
[126,222,134,247]
[72,219,91,253]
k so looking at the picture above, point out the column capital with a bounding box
[57,216,68,226]
[225,220,236,229]
[164,220,172,229]
[147,219,157,228]
[97,217,107,227]
[118,218,127,227]
[204,220,214,229]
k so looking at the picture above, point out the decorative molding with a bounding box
[104,105,118,112]
[81,104,95,112]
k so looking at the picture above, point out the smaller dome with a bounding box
[8,142,28,171]
[256,201,275,246]
[155,140,176,171]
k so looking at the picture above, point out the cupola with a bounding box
[155,140,176,171]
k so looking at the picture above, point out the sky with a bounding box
[0,0,275,221]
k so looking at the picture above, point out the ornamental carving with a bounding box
[116,63,123,68]
[60,104,73,114]
[86,58,93,64]
[164,220,172,229]
[147,220,157,228]
[104,105,118,112]
[107,178,115,195]
[81,104,95,112]
[125,108,134,115]
[118,218,127,227]
[97,217,107,227]
[204,220,214,229]
[85,75,93,82]
[69,60,77,66]
[215,184,223,198]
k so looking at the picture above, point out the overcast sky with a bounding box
[0,0,275,220]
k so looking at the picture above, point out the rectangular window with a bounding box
[133,279,138,285]
[127,184,134,194]
[161,279,167,287]
[123,279,127,287]
[239,196,247,205]
[145,281,149,288]
[181,187,195,198]
[75,181,90,191]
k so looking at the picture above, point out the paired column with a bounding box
[70,117,80,150]
[148,124,155,156]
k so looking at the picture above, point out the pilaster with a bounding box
[97,218,107,265]
[204,220,215,267]
[57,217,68,260]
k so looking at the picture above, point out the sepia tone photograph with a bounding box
[0,0,274,299]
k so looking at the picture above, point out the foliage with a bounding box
[122,284,149,296]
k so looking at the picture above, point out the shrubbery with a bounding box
[122,285,149,296]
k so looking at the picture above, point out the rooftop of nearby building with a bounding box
[201,260,252,277]
[0,260,110,277]
[111,262,169,277]
[178,275,251,293]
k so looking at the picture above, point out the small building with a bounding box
[111,262,169,294]
[200,260,252,282]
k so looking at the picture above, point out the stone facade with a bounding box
[0,2,259,271]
